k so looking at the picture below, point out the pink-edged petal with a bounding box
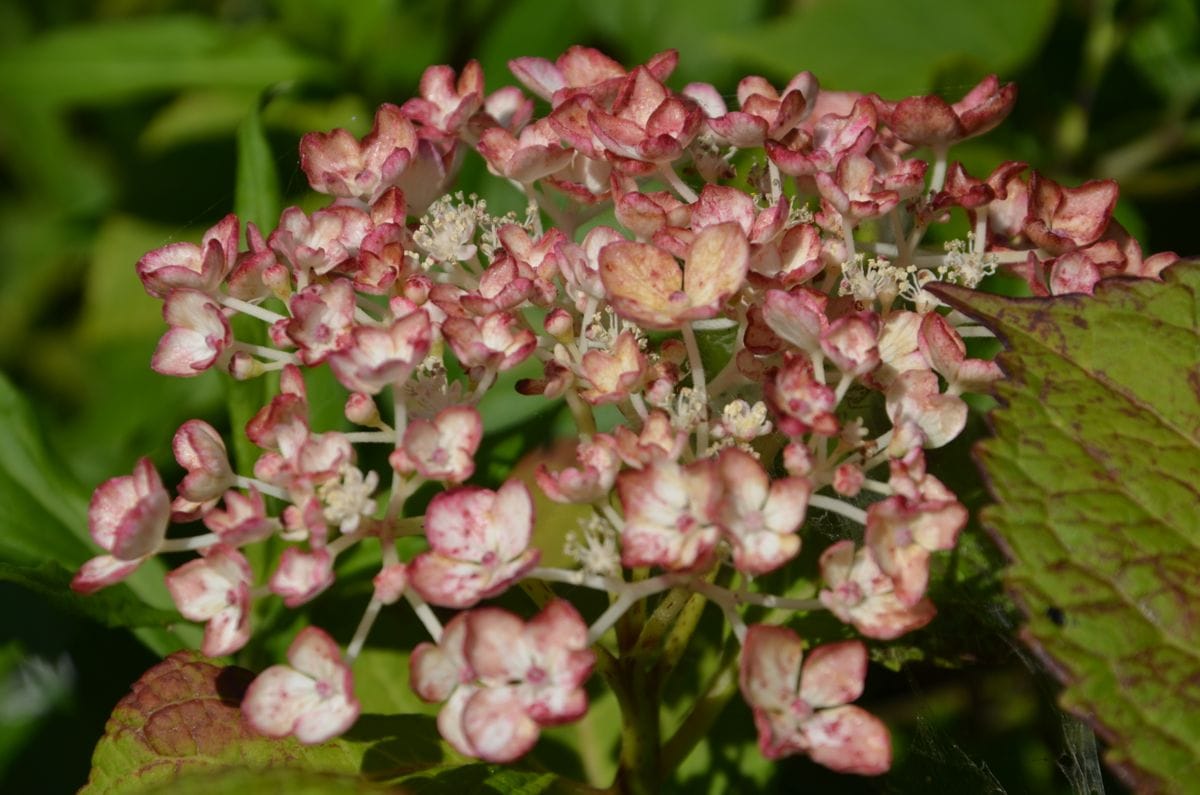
[461,686,541,763]
[487,479,534,560]
[411,613,470,703]
[269,548,334,607]
[802,705,892,776]
[408,553,489,608]
[89,457,170,561]
[70,554,142,594]
[464,607,528,681]
[799,641,867,708]
[740,624,803,713]
[424,487,493,558]
[243,666,317,738]
[682,222,750,311]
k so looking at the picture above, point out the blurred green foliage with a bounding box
[0,0,1195,791]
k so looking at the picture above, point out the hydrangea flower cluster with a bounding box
[74,46,1179,784]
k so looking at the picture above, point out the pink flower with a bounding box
[716,448,809,575]
[400,61,485,138]
[285,279,357,365]
[600,223,749,329]
[442,311,537,374]
[766,97,876,178]
[477,118,574,184]
[268,205,371,279]
[819,540,936,640]
[151,289,233,377]
[765,352,839,437]
[815,153,901,222]
[391,406,483,484]
[617,459,722,571]
[327,310,432,395]
[72,457,171,594]
[917,312,1002,394]
[685,72,817,148]
[510,46,677,107]
[612,409,688,468]
[1024,172,1119,255]
[586,67,704,171]
[171,419,236,514]
[269,547,334,608]
[536,434,621,504]
[410,601,594,763]
[885,369,967,449]
[864,494,966,606]
[203,488,278,546]
[408,480,540,608]
[578,330,647,404]
[739,624,891,775]
[243,626,360,744]
[873,75,1016,149]
[136,214,239,298]
[165,544,253,657]
[299,103,417,203]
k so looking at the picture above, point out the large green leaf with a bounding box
[718,0,1057,96]
[0,373,191,653]
[82,652,577,794]
[931,264,1200,791]
[0,16,322,107]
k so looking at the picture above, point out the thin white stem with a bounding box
[808,493,868,525]
[659,163,699,203]
[689,580,747,643]
[712,583,824,612]
[689,318,740,331]
[629,392,649,421]
[235,476,289,501]
[218,295,286,324]
[233,342,296,363]
[345,597,383,663]
[586,575,683,645]
[528,566,631,592]
[345,431,394,443]
[469,368,497,404]
[405,590,443,642]
[833,372,854,404]
[928,146,948,194]
[840,216,858,261]
[159,533,220,553]
[327,528,367,557]
[599,502,625,531]
[681,323,709,456]
[861,478,893,495]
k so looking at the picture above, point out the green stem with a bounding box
[615,655,661,795]
[660,640,741,775]
[656,591,708,679]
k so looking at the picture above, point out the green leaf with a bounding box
[80,652,451,794]
[0,16,322,107]
[719,0,1056,96]
[0,560,178,632]
[143,767,381,794]
[0,372,190,654]
[81,651,577,794]
[931,264,1200,791]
